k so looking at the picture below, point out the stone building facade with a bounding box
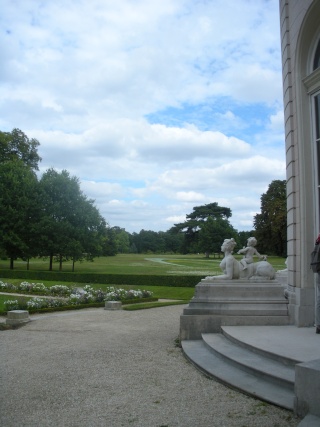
[280,0,320,326]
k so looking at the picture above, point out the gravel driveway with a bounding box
[0,306,299,427]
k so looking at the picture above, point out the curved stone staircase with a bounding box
[182,326,295,410]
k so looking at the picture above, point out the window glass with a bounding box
[314,39,320,70]
[315,95,320,205]
[316,94,320,140]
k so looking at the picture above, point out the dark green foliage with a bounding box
[0,160,42,268]
[130,230,166,253]
[199,217,238,256]
[112,227,131,253]
[237,231,254,248]
[38,168,109,270]
[0,129,116,268]
[128,229,185,254]
[0,269,202,287]
[102,227,117,256]
[172,202,235,255]
[254,180,287,257]
[0,128,41,170]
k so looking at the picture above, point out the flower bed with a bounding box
[104,287,152,301]
[0,280,72,296]
[2,282,154,313]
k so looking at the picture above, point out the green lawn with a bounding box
[0,253,287,275]
[0,282,195,301]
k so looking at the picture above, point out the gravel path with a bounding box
[0,306,299,427]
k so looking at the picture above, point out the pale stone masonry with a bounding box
[279,0,320,326]
[6,310,30,326]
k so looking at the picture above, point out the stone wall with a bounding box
[279,0,320,326]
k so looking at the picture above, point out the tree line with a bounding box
[0,128,287,270]
[122,180,287,258]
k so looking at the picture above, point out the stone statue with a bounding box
[237,237,265,269]
[204,238,275,281]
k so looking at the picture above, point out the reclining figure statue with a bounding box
[204,237,275,281]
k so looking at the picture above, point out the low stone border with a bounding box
[104,301,122,310]
[6,310,30,326]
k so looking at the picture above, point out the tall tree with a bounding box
[70,192,108,269]
[0,128,41,170]
[198,216,238,257]
[172,202,233,254]
[38,169,108,270]
[254,180,287,257]
[0,160,41,268]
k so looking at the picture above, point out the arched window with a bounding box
[313,39,320,71]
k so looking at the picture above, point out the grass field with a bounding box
[0,253,287,276]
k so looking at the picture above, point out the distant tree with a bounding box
[129,242,138,253]
[0,128,41,170]
[102,227,117,256]
[112,226,130,253]
[237,231,255,249]
[162,229,184,253]
[128,229,184,254]
[172,202,233,254]
[199,216,238,257]
[130,230,166,253]
[254,180,287,257]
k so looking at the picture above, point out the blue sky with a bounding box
[0,0,285,233]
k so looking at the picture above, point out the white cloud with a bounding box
[176,191,206,202]
[269,110,285,132]
[33,120,253,182]
[0,0,285,233]
[165,215,187,224]
[80,181,125,200]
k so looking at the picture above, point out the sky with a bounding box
[0,0,285,233]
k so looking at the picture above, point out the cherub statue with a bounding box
[237,237,265,270]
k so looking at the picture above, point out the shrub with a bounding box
[104,287,153,301]
[0,281,17,292]
[19,282,49,294]
[0,271,202,287]
[4,300,20,311]
[2,284,154,313]
[49,285,72,296]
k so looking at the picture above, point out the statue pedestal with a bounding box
[180,279,290,340]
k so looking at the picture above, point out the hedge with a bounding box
[0,270,203,287]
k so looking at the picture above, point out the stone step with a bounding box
[202,333,295,389]
[183,301,288,316]
[181,339,295,410]
[221,327,298,366]
[180,314,291,339]
[180,280,290,339]
[298,414,320,427]
[195,281,287,300]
